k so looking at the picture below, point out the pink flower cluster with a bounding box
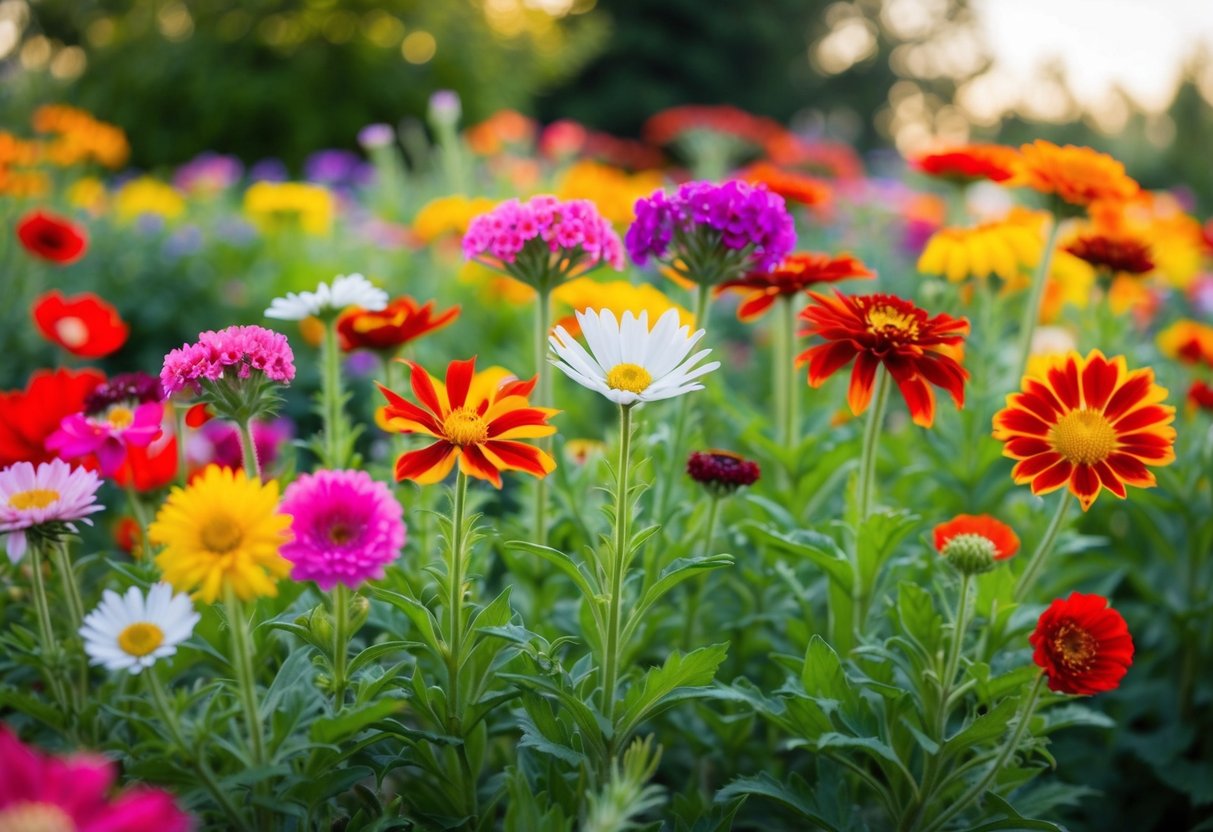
[160,325,295,397]
[462,195,624,275]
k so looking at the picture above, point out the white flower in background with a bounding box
[549,308,720,406]
[264,273,388,320]
[80,583,200,674]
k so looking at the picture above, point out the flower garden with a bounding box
[1,100,1212,831]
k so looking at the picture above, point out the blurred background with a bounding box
[2,0,1212,206]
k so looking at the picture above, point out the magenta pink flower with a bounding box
[0,726,192,831]
[47,400,164,476]
[160,325,295,399]
[279,469,405,590]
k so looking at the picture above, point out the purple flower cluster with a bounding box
[84,371,164,414]
[462,195,625,277]
[625,180,796,273]
[161,325,295,397]
[173,152,243,193]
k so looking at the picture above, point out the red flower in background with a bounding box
[337,296,460,353]
[0,368,105,466]
[719,252,874,322]
[32,291,129,358]
[1189,380,1213,412]
[912,144,1020,184]
[16,209,88,264]
[1030,592,1134,695]
[738,162,832,208]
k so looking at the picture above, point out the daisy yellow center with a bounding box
[605,363,653,394]
[54,316,89,349]
[200,515,244,554]
[443,407,489,446]
[866,305,919,338]
[106,405,134,429]
[1052,622,1096,671]
[117,622,164,657]
[1049,409,1117,465]
[0,802,77,832]
[8,489,60,511]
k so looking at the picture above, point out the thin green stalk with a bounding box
[331,584,350,705]
[943,573,972,694]
[237,419,261,481]
[656,283,712,522]
[28,541,68,711]
[681,493,721,650]
[533,289,552,547]
[855,370,891,521]
[51,540,85,634]
[224,589,266,765]
[772,297,789,447]
[445,470,470,729]
[322,318,345,468]
[781,294,800,451]
[1012,216,1063,383]
[174,405,188,487]
[126,484,151,556]
[602,404,634,737]
[1014,491,1072,602]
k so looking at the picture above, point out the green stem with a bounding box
[681,493,721,650]
[602,404,634,740]
[855,370,891,521]
[445,470,470,730]
[1013,490,1072,602]
[533,289,551,548]
[126,484,151,556]
[943,573,972,696]
[773,297,789,448]
[331,584,350,705]
[237,419,261,481]
[224,589,266,765]
[782,295,800,451]
[1012,216,1063,384]
[322,318,345,468]
[174,404,188,487]
[656,283,712,522]
[28,541,68,711]
[51,540,85,634]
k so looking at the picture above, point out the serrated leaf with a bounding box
[616,643,729,738]
[714,773,838,829]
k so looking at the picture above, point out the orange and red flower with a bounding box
[1188,380,1213,412]
[0,368,105,467]
[1030,592,1133,695]
[378,357,557,488]
[993,350,1176,510]
[337,296,460,353]
[797,292,969,428]
[933,514,1020,560]
[1010,141,1139,208]
[1064,231,1154,276]
[719,253,874,322]
[737,162,832,208]
[1156,319,1213,367]
[911,144,1020,184]
[16,209,88,264]
[32,291,129,359]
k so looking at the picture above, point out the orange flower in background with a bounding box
[1064,230,1155,276]
[993,350,1176,510]
[378,357,557,488]
[0,368,105,466]
[933,514,1020,560]
[737,162,832,208]
[1157,319,1213,366]
[719,253,874,321]
[1010,141,1138,208]
[337,296,460,353]
[797,292,969,428]
[32,291,129,359]
[0,166,50,197]
[16,210,88,264]
[556,160,664,226]
[466,110,537,156]
[33,104,130,168]
[912,144,1020,184]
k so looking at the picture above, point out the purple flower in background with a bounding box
[625,180,795,284]
[163,224,204,259]
[429,90,462,125]
[190,417,294,474]
[305,149,374,189]
[358,123,395,150]
[173,152,243,193]
[250,158,289,182]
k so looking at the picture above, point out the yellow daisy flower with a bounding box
[113,177,186,222]
[917,212,1043,284]
[243,181,334,236]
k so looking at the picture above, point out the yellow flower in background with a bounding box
[551,277,692,334]
[67,177,108,214]
[1003,249,1096,323]
[149,465,292,603]
[457,260,537,304]
[564,438,607,465]
[918,211,1043,283]
[1026,325,1079,379]
[556,160,665,226]
[1157,319,1213,366]
[114,177,186,222]
[1089,194,1204,290]
[243,181,334,236]
[412,195,497,243]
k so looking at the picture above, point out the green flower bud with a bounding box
[308,604,333,644]
[942,533,998,576]
[348,593,370,633]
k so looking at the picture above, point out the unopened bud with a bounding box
[942,533,998,576]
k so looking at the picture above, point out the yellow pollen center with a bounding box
[443,407,489,446]
[200,515,244,554]
[54,317,89,349]
[605,363,653,394]
[866,305,919,337]
[8,489,60,511]
[1052,622,1096,670]
[0,802,78,832]
[105,405,134,429]
[117,622,164,657]
[1049,409,1117,465]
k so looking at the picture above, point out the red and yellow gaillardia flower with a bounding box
[378,357,557,488]
[1009,141,1139,208]
[720,253,874,322]
[797,292,969,428]
[1030,592,1133,695]
[1156,319,1213,367]
[911,143,1020,184]
[993,350,1176,510]
[336,296,460,354]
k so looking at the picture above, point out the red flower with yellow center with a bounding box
[719,253,874,322]
[16,209,88,264]
[911,144,1020,184]
[1010,141,1139,208]
[31,291,129,359]
[1030,592,1133,695]
[933,514,1020,560]
[737,162,832,208]
[797,292,969,428]
[336,296,460,353]
[378,357,557,488]
[993,350,1176,510]
[1064,231,1154,276]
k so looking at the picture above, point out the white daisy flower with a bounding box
[549,308,721,406]
[80,582,200,674]
[264,273,388,320]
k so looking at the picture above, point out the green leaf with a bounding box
[714,773,838,829]
[310,699,405,744]
[855,509,919,591]
[747,525,852,591]
[944,696,1018,759]
[347,640,422,676]
[506,540,600,602]
[616,643,729,738]
[965,794,1065,831]
[368,586,443,657]
[801,635,849,702]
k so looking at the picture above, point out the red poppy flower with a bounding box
[32,291,129,358]
[933,514,1020,560]
[719,253,874,322]
[1065,232,1154,275]
[1030,592,1133,695]
[15,209,88,264]
[337,296,460,353]
[911,144,1020,183]
[0,368,105,467]
[797,292,969,428]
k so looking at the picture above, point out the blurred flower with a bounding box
[911,144,1020,184]
[686,449,760,496]
[48,399,163,477]
[161,325,295,400]
[15,210,88,264]
[917,214,1043,284]
[549,308,720,406]
[1064,229,1154,276]
[719,252,874,321]
[173,152,243,194]
[32,104,130,168]
[1031,592,1133,695]
[149,464,292,602]
[0,166,50,197]
[564,438,606,465]
[243,181,334,235]
[993,350,1176,510]
[66,177,108,214]
[413,195,498,244]
[249,158,289,182]
[336,296,459,353]
[539,119,588,159]
[428,90,462,127]
[378,357,557,488]
[466,109,535,155]
[1027,326,1079,379]
[358,123,395,150]
[737,162,832,208]
[1091,193,1204,289]
[0,459,103,562]
[31,291,128,358]
[191,418,292,476]
[0,727,191,831]
[279,469,405,590]
[798,292,969,428]
[1188,379,1213,412]
[1009,141,1138,209]
[265,274,387,321]
[552,278,691,335]
[933,514,1019,575]
[304,149,373,189]
[0,369,105,467]
[80,583,199,674]
[113,177,186,222]
[114,515,144,556]
[644,105,788,155]
[556,161,664,226]
[0,131,41,166]
[1156,319,1213,366]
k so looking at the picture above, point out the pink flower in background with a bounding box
[189,417,293,474]
[0,459,103,562]
[47,401,164,476]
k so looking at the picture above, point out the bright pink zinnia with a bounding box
[47,400,164,476]
[279,469,405,590]
[0,459,103,562]
[0,726,193,832]
[160,325,295,398]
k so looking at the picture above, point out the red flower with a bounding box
[1065,232,1154,275]
[933,514,1020,560]
[15,209,88,264]
[1030,592,1134,695]
[113,433,180,492]
[911,144,1020,183]
[1189,379,1213,412]
[797,292,969,428]
[0,368,104,467]
[719,252,874,322]
[32,291,129,358]
[737,163,832,208]
[337,296,460,353]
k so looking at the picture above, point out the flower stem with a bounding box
[1013,490,1072,602]
[1012,215,1063,383]
[237,419,261,481]
[224,589,266,765]
[322,318,345,468]
[781,294,800,451]
[602,404,633,739]
[125,484,151,556]
[855,370,891,521]
[331,583,350,705]
[28,541,68,711]
[533,288,551,547]
[656,283,712,522]
[445,470,470,729]
[681,493,721,650]
[174,404,188,487]
[943,573,972,694]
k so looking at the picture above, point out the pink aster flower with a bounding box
[0,726,193,832]
[279,469,405,590]
[47,400,164,476]
[160,325,295,424]
[0,459,103,562]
